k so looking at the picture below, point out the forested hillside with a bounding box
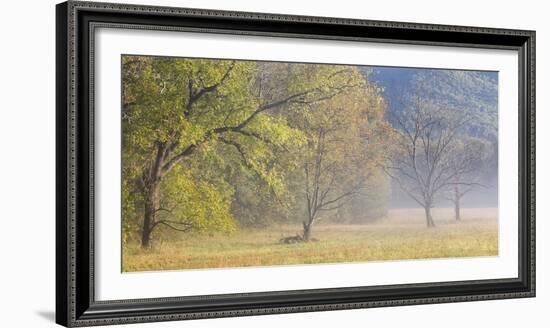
[367,67,497,140]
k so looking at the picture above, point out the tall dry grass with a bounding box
[123,207,498,272]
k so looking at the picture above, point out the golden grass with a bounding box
[122,207,498,272]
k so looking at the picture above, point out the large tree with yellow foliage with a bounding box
[122,56,373,247]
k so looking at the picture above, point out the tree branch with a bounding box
[185,61,236,116]
[151,220,194,233]
[161,144,197,175]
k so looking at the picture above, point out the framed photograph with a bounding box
[56,1,535,326]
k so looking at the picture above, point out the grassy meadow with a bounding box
[122,207,498,272]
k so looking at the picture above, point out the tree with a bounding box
[122,56,367,247]
[371,68,499,194]
[386,97,470,227]
[301,124,366,241]
[445,138,492,220]
[289,71,388,240]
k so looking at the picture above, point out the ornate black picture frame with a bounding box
[56,1,535,326]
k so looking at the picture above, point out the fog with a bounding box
[388,181,498,209]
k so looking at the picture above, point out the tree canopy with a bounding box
[122,56,390,246]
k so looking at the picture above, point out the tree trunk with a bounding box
[454,185,461,221]
[424,206,436,227]
[302,221,312,241]
[141,181,160,248]
[141,143,166,248]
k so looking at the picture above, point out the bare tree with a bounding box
[445,138,492,220]
[386,98,470,227]
[294,81,384,241]
[302,126,365,241]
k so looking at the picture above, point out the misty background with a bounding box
[365,66,498,209]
